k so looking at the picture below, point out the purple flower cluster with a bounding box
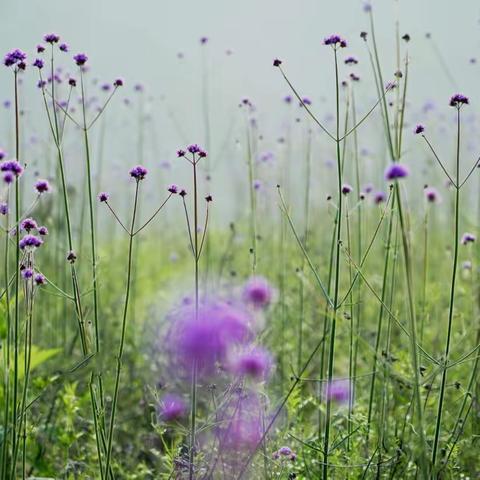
[98,192,109,202]
[129,165,148,181]
[157,394,186,422]
[44,33,60,44]
[272,446,297,462]
[35,179,51,194]
[449,94,469,108]
[323,34,347,48]
[323,379,351,404]
[414,124,425,134]
[461,232,476,245]
[424,186,440,203]
[19,234,43,250]
[342,183,353,195]
[384,163,409,181]
[73,53,88,66]
[243,276,275,309]
[4,49,27,69]
[0,160,24,183]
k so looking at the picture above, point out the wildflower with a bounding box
[205,194,213,202]
[44,33,60,44]
[0,150,5,160]
[34,273,47,285]
[273,58,282,67]
[363,183,374,194]
[19,234,43,250]
[342,184,353,195]
[129,165,148,181]
[344,56,358,65]
[158,394,186,422]
[176,149,186,157]
[0,203,8,215]
[374,191,386,204]
[284,95,292,104]
[67,250,77,263]
[200,36,209,44]
[0,160,24,177]
[35,179,50,194]
[402,34,411,42]
[323,34,347,48]
[98,192,109,202]
[273,446,297,462]
[301,97,312,106]
[38,226,48,236]
[3,172,14,184]
[32,58,44,69]
[350,73,360,82]
[101,83,111,92]
[59,43,69,52]
[166,299,252,378]
[231,347,272,380]
[36,45,45,53]
[461,233,476,245]
[21,268,34,280]
[424,186,440,203]
[385,163,409,180]
[323,379,351,404]
[414,124,425,134]
[179,189,187,197]
[187,144,201,154]
[4,49,27,68]
[113,78,124,87]
[73,53,88,66]
[21,218,38,232]
[68,78,77,87]
[360,31,368,41]
[243,276,274,309]
[449,94,469,108]
[167,184,178,194]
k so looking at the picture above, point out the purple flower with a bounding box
[101,83,111,92]
[461,233,476,245]
[384,163,409,180]
[68,78,77,87]
[33,58,44,69]
[98,192,109,202]
[449,94,469,108]
[37,45,45,53]
[0,150,6,160]
[176,149,186,157]
[21,218,38,232]
[374,191,386,204]
[200,36,209,45]
[166,299,252,378]
[231,347,272,380]
[44,33,60,44]
[113,78,124,87]
[342,183,353,195]
[73,53,88,66]
[187,144,201,154]
[414,124,425,134]
[324,379,351,404]
[38,226,48,236]
[4,49,27,68]
[344,56,358,65]
[35,179,50,194]
[129,165,148,181]
[301,97,312,106]
[34,273,47,285]
[0,160,24,177]
[19,234,43,250]
[21,268,34,280]
[3,172,14,184]
[324,34,347,48]
[273,58,282,67]
[424,186,440,203]
[0,203,8,215]
[243,276,274,309]
[59,43,69,52]
[158,394,186,422]
[273,446,297,462]
[168,184,178,194]
[349,73,360,82]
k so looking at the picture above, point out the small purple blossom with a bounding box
[32,58,44,69]
[21,218,38,232]
[461,233,476,245]
[374,191,387,204]
[4,49,27,68]
[34,273,47,285]
[344,56,358,65]
[342,183,353,195]
[129,165,148,181]
[38,226,48,236]
[168,184,178,194]
[324,379,351,404]
[231,347,272,380]
[273,58,282,67]
[324,34,347,48]
[0,160,24,177]
[21,268,34,280]
[35,179,50,194]
[0,203,8,215]
[44,33,60,44]
[113,78,124,87]
[187,144,201,154]
[36,45,45,53]
[449,94,469,108]
[424,187,440,203]
[243,276,274,309]
[158,394,186,422]
[98,192,109,202]
[3,172,14,184]
[385,163,409,180]
[59,43,69,52]
[19,234,43,250]
[414,124,425,134]
[73,53,88,66]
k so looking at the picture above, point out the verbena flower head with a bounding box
[273,446,297,462]
[0,160,24,178]
[3,172,14,184]
[21,268,34,280]
[0,150,6,160]
[344,56,358,65]
[38,226,48,236]
[414,124,425,134]
[187,144,201,154]
[98,192,109,202]
[19,234,43,250]
[44,33,60,44]
[36,44,45,53]
[68,78,77,87]
[424,186,440,203]
[230,347,272,380]
[374,191,386,204]
[461,232,476,245]
[0,203,8,215]
[323,379,351,404]
[385,163,409,180]
[129,165,148,181]
[168,184,178,194]
[21,218,38,232]
[342,183,353,195]
[73,53,88,66]
[243,276,274,309]
[158,393,186,422]
[34,273,46,285]
[113,78,124,87]
[323,34,347,48]
[166,299,252,378]
[59,43,69,52]
[35,179,50,194]
[4,49,27,68]
[273,58,282,67]
[449,93,469,108]
[33,58,44,69]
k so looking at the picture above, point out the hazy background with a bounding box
[1,0,480,223]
